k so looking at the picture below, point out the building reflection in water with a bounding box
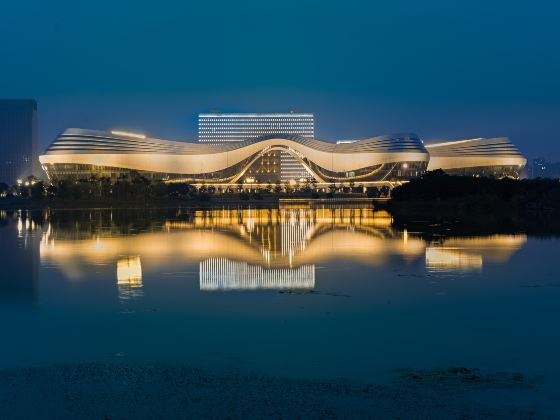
[425,235,527,272]
[163,206,423,268]
[200,258,314,291]
[37,206,528,296]
[0,210,40,304]
[116,256,143,302]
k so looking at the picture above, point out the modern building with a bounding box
[198,113,314,182]
[425,137,526,178]
[0,99,38,185]
[39,128,528,184]
[39,129,429,184]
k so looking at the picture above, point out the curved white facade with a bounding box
[39,129,429,183]
[425,137,526,178]
[39,130,527,183]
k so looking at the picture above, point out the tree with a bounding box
[46,184,58,198]
[310,178,318,191]
[0,182,9,197]
[29,181,45,199]
[366,187,379,198]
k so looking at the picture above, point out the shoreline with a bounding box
[0,195,384,211]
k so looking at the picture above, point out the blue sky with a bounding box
[1,0,559,158]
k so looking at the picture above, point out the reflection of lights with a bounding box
[200,258,315,291]
[37,208,530,292]
[426,248,482,271]
[117,256,142,285]
[425,235,527,272]
[117,256,143,302]
[41,207,427,277]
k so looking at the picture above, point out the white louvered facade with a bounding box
[425,137,526,178]
[40,129,430,183]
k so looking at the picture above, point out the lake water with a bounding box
[1,205,559,415]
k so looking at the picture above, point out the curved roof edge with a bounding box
[44,128,426,155]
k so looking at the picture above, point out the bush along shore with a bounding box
[2,171,559,216]
[391,170,560,212]
[0,174,390,209]
[389,170,560,234]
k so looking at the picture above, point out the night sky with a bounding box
[1,0,559,159]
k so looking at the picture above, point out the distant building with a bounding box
[425,137,526,178]
[0,100,38,185]
[531,158,560,179]
[198,112,314,183]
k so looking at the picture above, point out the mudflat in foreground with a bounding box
[0,363,551,419]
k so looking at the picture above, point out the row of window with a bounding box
[198,123,315,128]
[201,126,311,131]
[199,130,314,133]
[199,133,313,137]
[199,119,313,122]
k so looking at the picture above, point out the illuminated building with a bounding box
[39,129,429,184]
[0,99,38,185]
[198,112,314,182]
[425,137,526,178]
[39,129,528,184]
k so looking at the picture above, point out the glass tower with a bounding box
[0,100,38,185]
[198,113,314,183]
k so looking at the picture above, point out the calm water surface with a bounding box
[1,205,559,390]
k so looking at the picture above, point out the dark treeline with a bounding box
[390,170,560,235]
[1,173,391,204]
[392,170,560,210]
[48,175,204,201]
[1,175,209,202]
